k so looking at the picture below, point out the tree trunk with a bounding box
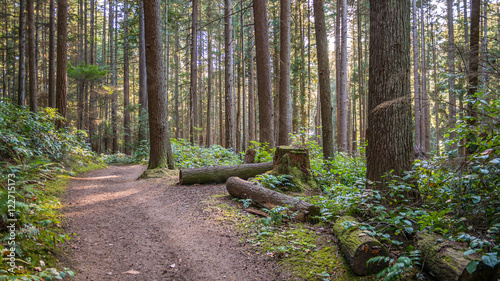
[467,0,480,154]
[332,216,389,276]
[144,0,175,169]
[180,162,273,185]
[417,232,500,281]
[138,0,148,143]
[56,0,67,127]
[48,0,56,108]
[278,0,292,146]
[206,1,212,147]
[367,0,413,186]
[338,0,348,153]
[253,0,275,148]
[225,0,235,149]
[248,40,256,143]
[226,176,320,222]
[189,0,198,144]
[27,0,37,112]
[123,0,131,155]
[174,29,180,139]
[447,0,457,151]
[313,0,334,160]
[18,0,26,107]
[89,0,97,151]
[413,0,421,151]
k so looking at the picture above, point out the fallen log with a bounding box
[332,216,389,276]
[226,176,320,222]
[179,162,273,185]
[417,232,500,281]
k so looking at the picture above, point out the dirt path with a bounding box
[62,165,285,281]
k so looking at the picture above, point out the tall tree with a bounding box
[278,0,292,146]
[138,0,148,143]
[412,0,421,150]
[206,1,213,147]
[468,0,480,153]
[190,0,198,144]
[447,0,457,150]
[18,0,26,107]
[144,0,175,169]
[367,0,413,186]
[253,0,275,147]
[225,0,235,149]
[27,0,37,112]
[338,0,348,153]
[123,0,131,155]
[313,0,334,159]
[48,0,56,108]
[56,0,68,127]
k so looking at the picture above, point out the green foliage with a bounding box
[247,141,275,163]
[0,100,103,279]
[172,138,241,168]
[368,251,420,281]
[67,63,108,82]
[251,174,294,191]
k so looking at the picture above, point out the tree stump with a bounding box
[243,149,256,164]
[417,232,500,281]
[271,146,316,191]
[332,216,389,276]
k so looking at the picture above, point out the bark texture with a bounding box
[180,162,273,185]
[253,0,275,147]
[225,0,235,149]
[144,0,175,169]
[56,0,68,127]
[278,0,292,146]
[332,216,389,276]
[312,0,334,160]
[226,177,320,222]
[367,0,413,185]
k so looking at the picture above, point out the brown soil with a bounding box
[62,165,286,281]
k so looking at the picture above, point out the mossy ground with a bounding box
[202,194,374,281]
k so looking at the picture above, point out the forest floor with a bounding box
[61,165,288,281]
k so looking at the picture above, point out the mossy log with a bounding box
[179,162,273,185]
[226,176,320,222]
[332,216,389,276]
[417,232,500,281]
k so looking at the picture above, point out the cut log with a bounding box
[179,162,273,185]
[417,232,500,281]
[332,216,389,276]
[226,176,320,222]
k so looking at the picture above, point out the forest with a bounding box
[0,0,500,280]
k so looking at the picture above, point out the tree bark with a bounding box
[447,0,457,151]
[313,0,334,160]
[206,1,212,147]
[56,0,67,127]
[18,0,26,107]
[412,0,421,151]
[190,0,198,144]
[48,0,56,108]
[144,0,175,169]
[138,0,148,143]
[467,0,481,154]
[226,176,320,222]
[253,0,275,148]
[332,216,389,276]
[123,0,131,155]
[225,0,235,149]
[180,162,273,185]
[278,0,292,146]
[367,0,413,186]
[338,0,348,153]
[27,0,37,113]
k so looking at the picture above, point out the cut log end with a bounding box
[332,216,389,276]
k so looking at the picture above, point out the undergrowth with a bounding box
[0,100,104,280]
